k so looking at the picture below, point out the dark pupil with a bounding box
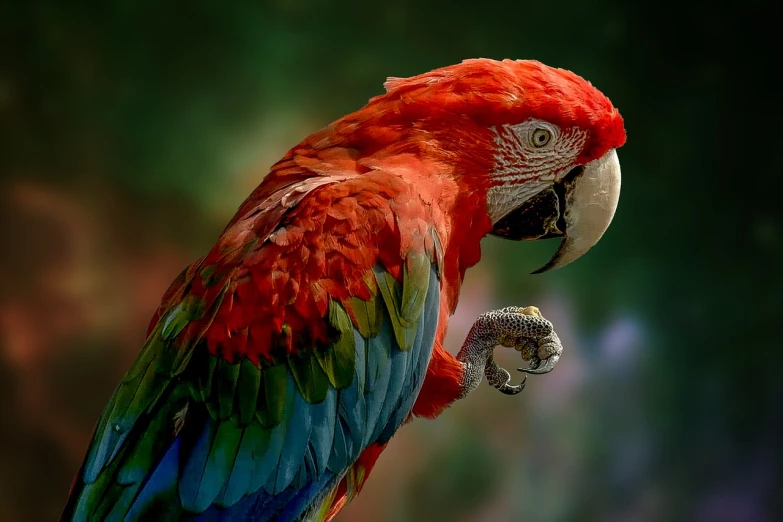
[537,133,546,142]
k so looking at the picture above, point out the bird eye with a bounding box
[531,128,552,147]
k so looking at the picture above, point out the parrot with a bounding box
[61,58,625,521]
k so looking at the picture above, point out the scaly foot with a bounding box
[457,306,563,398]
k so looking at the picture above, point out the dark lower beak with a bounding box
[490,169,577,242]
[490,149,622,273]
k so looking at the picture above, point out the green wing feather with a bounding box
[373,252,431,351]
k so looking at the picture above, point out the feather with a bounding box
[287,352,330,404]
[276,471,336,522]
[235,359,262,426]
[84,340,167,482]
[179,420,218,512]
[362,317,394,447]
[244,423,272,495]
[373,265,419,351]
[253,374,295,494]
[327,417,349,474]
[214,360,241,420]
[117,393,178,485]
[272,385,313,494]
[195,352,218,410]
[343,294,383,338]
[256,364,288,428]
[317,301,357,389]
[219,424,256,507]
[161,296,206,340]
[105,483,138,522]
[401,253,431,326]
[124,438,182,521]
[335,331,366,454]
[372,342,412,444]
[309,386,337,476]
[380,266,440,442]
[180,418,246,513]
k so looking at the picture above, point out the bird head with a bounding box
[358,58,626,272]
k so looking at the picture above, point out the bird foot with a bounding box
[457,306,563,398]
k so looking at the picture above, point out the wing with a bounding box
[61,172,443,521]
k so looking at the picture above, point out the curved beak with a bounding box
[490,149,621,273]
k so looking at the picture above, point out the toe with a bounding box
[518,354,560,374]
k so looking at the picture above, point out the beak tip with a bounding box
[530,265,550,275]
[530,259,566,275]
[530,149,621,275]
[530,237,572,274]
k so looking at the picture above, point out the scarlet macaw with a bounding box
[61,58,625,521]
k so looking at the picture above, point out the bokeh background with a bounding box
[1,1,781,521]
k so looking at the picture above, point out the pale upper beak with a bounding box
[490,149,622,273]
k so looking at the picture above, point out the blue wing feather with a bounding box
[380,267,440,442]
[327,417,350,473]
[362,309,396,446]
[251,375,294,494]
[335,331,367,461]
[308,386,336,476]
[373,342,412,443]
[276,471,336,521]
[272,388,312,494]
[219,427,255,507]
[125,438,181,520]
[179,419,219,512]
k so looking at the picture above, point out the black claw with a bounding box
[499,374,527,395]
[518,354,560,375]
[500,384,525,395]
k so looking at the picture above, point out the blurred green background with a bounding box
[1,1,780,521]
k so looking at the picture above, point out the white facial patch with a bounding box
[486,118,587,223]
[486,183,551,225]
